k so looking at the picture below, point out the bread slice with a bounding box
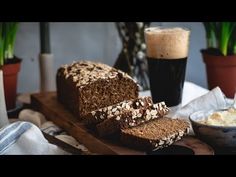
[82,96,153,125]
[120,117,190,151]
[96,102,170,137]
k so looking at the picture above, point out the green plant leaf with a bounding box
[219,22,236,56]
[203,22,236,56]
[0,22,19,65]
[203,22,217,48]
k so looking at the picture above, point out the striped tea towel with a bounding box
[0,121,31,154]
[0,121,69,155]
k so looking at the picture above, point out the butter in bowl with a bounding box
[189,108,236,148]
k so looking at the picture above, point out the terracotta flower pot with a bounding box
[201,50,236,98]
[1,57,22,110]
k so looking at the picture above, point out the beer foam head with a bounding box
[145,27,190,59]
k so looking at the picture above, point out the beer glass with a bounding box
[145,27,190,107]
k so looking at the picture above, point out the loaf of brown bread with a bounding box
[120,117,190,151]
[96,102,170,137]
[56,61,139,119]
[83,96,153,125]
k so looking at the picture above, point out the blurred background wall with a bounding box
[15,22,207,93]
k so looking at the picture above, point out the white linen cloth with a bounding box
[168,86,228,119]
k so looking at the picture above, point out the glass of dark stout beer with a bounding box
[144,27,190,107]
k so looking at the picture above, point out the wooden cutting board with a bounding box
[31,92,214,155]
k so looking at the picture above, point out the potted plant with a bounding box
[202,22,236,98]
[0,22,21,110]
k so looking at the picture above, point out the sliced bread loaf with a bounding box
[82,96,153,125]
[120,117,190,151]
[96,102,170,137]
[57,60,139,119]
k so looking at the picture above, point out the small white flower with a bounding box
[135,32,140,38]
[136,38,141,45]
[141,43,146,50]
[136,22,144,29]
[125,36,129,41]
[137,51,145,59]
